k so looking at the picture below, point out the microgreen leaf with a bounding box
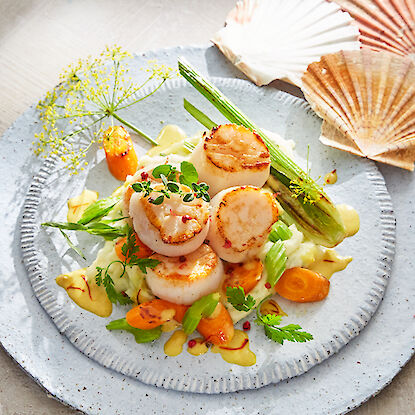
[180,161,198,186]
[152,164,172,178]
[226,286,256,312]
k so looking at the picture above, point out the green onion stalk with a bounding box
[178,57,346,248]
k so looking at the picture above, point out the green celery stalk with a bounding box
[265,240,287,287]
[106,318,162,343]
[182,292,220,334]
[178,57,346,248]
[269,220,293,242]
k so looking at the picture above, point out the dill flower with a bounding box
[34,45,177,173]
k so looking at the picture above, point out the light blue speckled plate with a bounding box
[0,45,413,414]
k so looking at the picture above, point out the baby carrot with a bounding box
[274,267,330,303]
[115,232,153,263]
[103,126,138,181]
[197,303,234,345]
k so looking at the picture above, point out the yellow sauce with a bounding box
[187,338,209,356]
[146,125,187,157]
[309,249,352,279]
[164,330,187,357]
[161,319,180,333]
[67,189,98,222]
[56,268,112,317]
[324,169,338,185]
[336,204,360,237]
[260,299,287,317]
[211,330,256,366]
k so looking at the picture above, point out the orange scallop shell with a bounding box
[302,49,415,169]
[331,0,415,60]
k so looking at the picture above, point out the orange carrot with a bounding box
[274,267,330,303]
[197,303,234,345]
[126,299,189,329]
[222,258,263,294]
[115,232,153,263]
[103,126,138,181]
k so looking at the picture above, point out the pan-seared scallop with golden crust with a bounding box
[190,124,271,196]
[207,186,279,263]
[129,183,210,257]
[145,244,224,305]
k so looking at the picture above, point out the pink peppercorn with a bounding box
[243,321,251,331]
[188,339,196,348]
[141,171,149,180]
[265,282,271,289]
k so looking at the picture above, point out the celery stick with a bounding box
[265,240,287,287]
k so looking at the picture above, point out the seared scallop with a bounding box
[190,124,271,196]
[207,186,279,263]
[129,183,210,257]
[145,244,224,305]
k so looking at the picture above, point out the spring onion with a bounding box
[178,57,346,248]
[106,318,161,343]
[265,240,287,287]
[269,220,293,242]
[77,195,121,225]
[182,292,220,335]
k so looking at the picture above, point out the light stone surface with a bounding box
[0,0,413,414]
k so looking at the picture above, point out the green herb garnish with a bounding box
[255,297,313,345]
[226,286,256,312]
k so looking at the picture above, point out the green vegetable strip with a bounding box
[265,240,287,287]
[269,220,293,242]
[183,98,217,130]
[106,318,161,343]
[42,221,126,240]
[78,196,121,225]
[182,292,220,335]
[178,57,346,248]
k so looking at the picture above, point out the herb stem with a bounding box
[111,112,157,146]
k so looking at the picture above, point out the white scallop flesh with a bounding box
[129,183,210,257]
[145,244,224,305]
[207,186,279,263]
[190,124,270,196]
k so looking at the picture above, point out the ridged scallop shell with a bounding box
[320,121,415,170]
[301,49,415,166]
[211,0,360,87]
[331,0,415,60]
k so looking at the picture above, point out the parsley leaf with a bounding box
[255,301,313,345]
[226,286,256,312]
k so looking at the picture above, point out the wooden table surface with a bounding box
[0,1,413,414]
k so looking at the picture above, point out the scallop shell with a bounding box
[302,49,415,163]
[320,121,415,170]
[211,0,360,87]
[330,0,415,60]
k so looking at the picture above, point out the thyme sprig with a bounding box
[132,161,210,205]
[34,45,177,173]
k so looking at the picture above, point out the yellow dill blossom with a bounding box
[34,45,177,173]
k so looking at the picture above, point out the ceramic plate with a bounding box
[20,65,394,392]
[0,46,412,414]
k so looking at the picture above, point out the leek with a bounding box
[178,57,346,247]
[106,318,162,343]
[265,240,287,287]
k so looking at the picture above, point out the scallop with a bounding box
[145,244,224,305]
[207,186,279,263]
[190,124,270,196]
[129,183,210,257]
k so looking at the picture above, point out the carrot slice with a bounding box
[274,267,330,303]
[103,126,138,181]
[126,299,189,329]
[222,258,263,294]
[115,232,153,263]
[197,303,234,345]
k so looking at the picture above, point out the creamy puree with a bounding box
[309,249,352,279]
[211,330,256,366]
[164,330,187,356]
[67,189,98,222]
[336,204,360,237]
[56,268,112,317]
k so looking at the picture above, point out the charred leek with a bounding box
[178,57,346,247]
